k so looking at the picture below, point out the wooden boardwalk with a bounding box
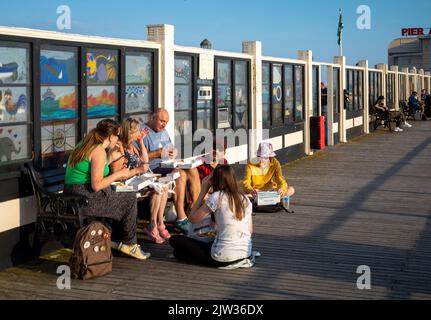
[1,122,431,300]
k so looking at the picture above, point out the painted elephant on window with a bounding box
[0,137,21,161]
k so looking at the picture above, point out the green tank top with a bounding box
[65,145,110,185]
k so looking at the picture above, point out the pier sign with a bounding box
[401,28,431,36]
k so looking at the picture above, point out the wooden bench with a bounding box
[25,163,89,256]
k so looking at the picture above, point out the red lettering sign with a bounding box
[402,28,428,36]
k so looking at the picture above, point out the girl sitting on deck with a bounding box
[243,142,295,202]
[169,165,256,269]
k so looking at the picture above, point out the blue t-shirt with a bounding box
[142,124,173,170]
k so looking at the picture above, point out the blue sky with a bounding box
[2,0,431,67]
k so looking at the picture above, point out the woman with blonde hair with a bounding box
[110,118,171,244]
[64,119,150,260]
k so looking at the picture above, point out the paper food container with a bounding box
[257,191,280,206]
[112,176,156,192]
[160,157,204,169]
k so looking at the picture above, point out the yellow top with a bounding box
[243,158,288,193]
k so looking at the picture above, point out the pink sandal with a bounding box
[143,227,165,244]
[158,225,171,239]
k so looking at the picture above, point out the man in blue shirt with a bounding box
[408,91,424,113]
[143,108,201,234]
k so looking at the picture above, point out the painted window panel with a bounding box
[197,101,213,131]
[234,61,247,129]
[354,71,359,110]
[41,122,77,156]
[0,124,30,163]
[235,105,247,128]
[125,52,153,116]
[126,85,151,114]
[262,63,270,129]
[175,57,192,85]
[272,65,283,126]
[87,86,118,118]
[41,86,77,121]
[174,85,192,110]
[0,44,29,84]
[217,85,232,107]
[174,110,193,137]
[294,65,304,121]
[41,49,77,84]
[348,70,354,110]
[126,53,152,84]
[284,65,294,121]
[217,61,230,84]
[87,49,118,84]
[235,62,247,85]
[0,87,29,124]
[262,84,270,129]
[262,64,270,85]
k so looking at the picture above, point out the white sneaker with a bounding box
[394,127,403,132]
[404,122,412,128]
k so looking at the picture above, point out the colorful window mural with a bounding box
[0,42,31,164]
[0,45,29,84]
[294,65,304,121]
[284,64,294,122]
[125,52,152,116]
[271,65,283,126]
[0,124,30,163]
[217,60,232,129]
[40,46,78,165]
[262,63,270,129]
[86,49,118,84]
[87,86,118,118]
[87,49,119,128]
[234,61,248,129]
[174,56,193,137]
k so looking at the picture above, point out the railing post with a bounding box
[326,65,335,146]
[419,69,425,95]
[426,72,431,93]
[334,56,346,143]
[376,63,388,99]
[147,24,175,143]
[411,67,417,92]
[402,67,410,99]
[242,41,262,159]
[298,50,313,154]
[390,65,399,111]
[358,60,369,134]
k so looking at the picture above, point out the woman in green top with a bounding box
[64,119,150,260]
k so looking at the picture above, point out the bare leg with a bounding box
[174,169,187,220]
[149,192,162,229]
[185,168,201,207]
[157,187,169,228]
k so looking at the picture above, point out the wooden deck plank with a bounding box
[0,122,430,299]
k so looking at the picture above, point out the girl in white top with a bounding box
[169,165,254,267]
